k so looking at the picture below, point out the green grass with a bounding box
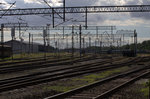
[43,86,78,92]
[43,67,129,92]
[140,81,150,97]
[0,52,74,63]
[141,88,149,97]
[72,67,129,84]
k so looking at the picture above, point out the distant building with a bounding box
[4,40,55,54]
[4,40,39,54]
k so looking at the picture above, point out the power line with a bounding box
[0,1,16,18]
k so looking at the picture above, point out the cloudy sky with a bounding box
[0,0,150,42]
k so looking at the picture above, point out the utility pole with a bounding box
[100,40,102,54]
[18,22,23,59]
[85,7,87,29]
[89,37,91,47]
[19,23,21,55]
[1,24,4,59]
[43,29,47,59]
[63,0,65,22]
[46,24,50,53]
[63,26,65,39]
[100,34,102,54]
[72,25,74,59]
[82,38,85,50]
[96,26,98,39]
[11,27,15,60]
[149,78,150,99]
[89,37,91,53]
[96,27,99,55]
[52,8,55,28]
[32,34,33,54]
[120,38,122,52]
[111,26,114,43]
[79,25,82,58]
[54,34,56,56]
[29,33,31,54]
[123,34,125,46]
[66,34,68,51]
[82,38,85,55]
[134,30,137,57]
[57,39,60,58]
[55,41,58,57]
[95,40,97,54]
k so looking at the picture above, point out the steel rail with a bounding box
[0,55,72,66]
[0,57,140,93]
[0,56,95,74]
[0,59,109,84]
[94,70,150,99]
[0,56,127,84]
[45,67,149,99]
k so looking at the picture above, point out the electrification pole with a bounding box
[72,25,74,59]
[29,33,31,54]
[89,37,91,53]
[134,30,137,57]
[63,0,65,22]
[79,25,82,58]
[1,24,4,59]
[83,38,85,55]
[85,7,87,29]
[43,29,47,59]
[11,27,15,60]
[32,34,33,54]
[46,24,50,53]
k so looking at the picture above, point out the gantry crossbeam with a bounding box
[4,26,116,30]
[0,5,150,16]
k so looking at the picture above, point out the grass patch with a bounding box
[44,66,129,93]
[73,67,129,84]
[0,52,74,63]
[141,88,149,97]
[140,81,150,97]
[43,86,78,92]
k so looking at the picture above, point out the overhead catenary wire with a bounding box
[43,0,64,19]
[0,1,16,18]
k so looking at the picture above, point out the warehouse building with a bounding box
[4,40,40,54]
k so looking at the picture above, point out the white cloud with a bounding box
[99,18,148,27]
[138,37,150,43]
[24,0,42,4]
[24,0,63,7]
[94,0,133,6]
[0,0,12,9]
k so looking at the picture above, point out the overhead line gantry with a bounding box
[0,5,150,16]
[0,5,150,28]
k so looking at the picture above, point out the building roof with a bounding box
[5,40,42,45]
[0,44,11,47]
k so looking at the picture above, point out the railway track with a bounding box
[0,55,67,66]
[0,55,98,74]
[45,66,150,99]
[0,55,79,67]
[0,56,145,93]
[0,55,118,67]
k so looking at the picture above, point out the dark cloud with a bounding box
[1,0,150,26]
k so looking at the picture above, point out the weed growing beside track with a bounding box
[140,81,150,98]
[42,67,129,93]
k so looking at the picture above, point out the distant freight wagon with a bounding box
[0,45,12,58]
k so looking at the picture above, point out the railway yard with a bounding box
[0,54,149,99]
[0,1,150,99]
